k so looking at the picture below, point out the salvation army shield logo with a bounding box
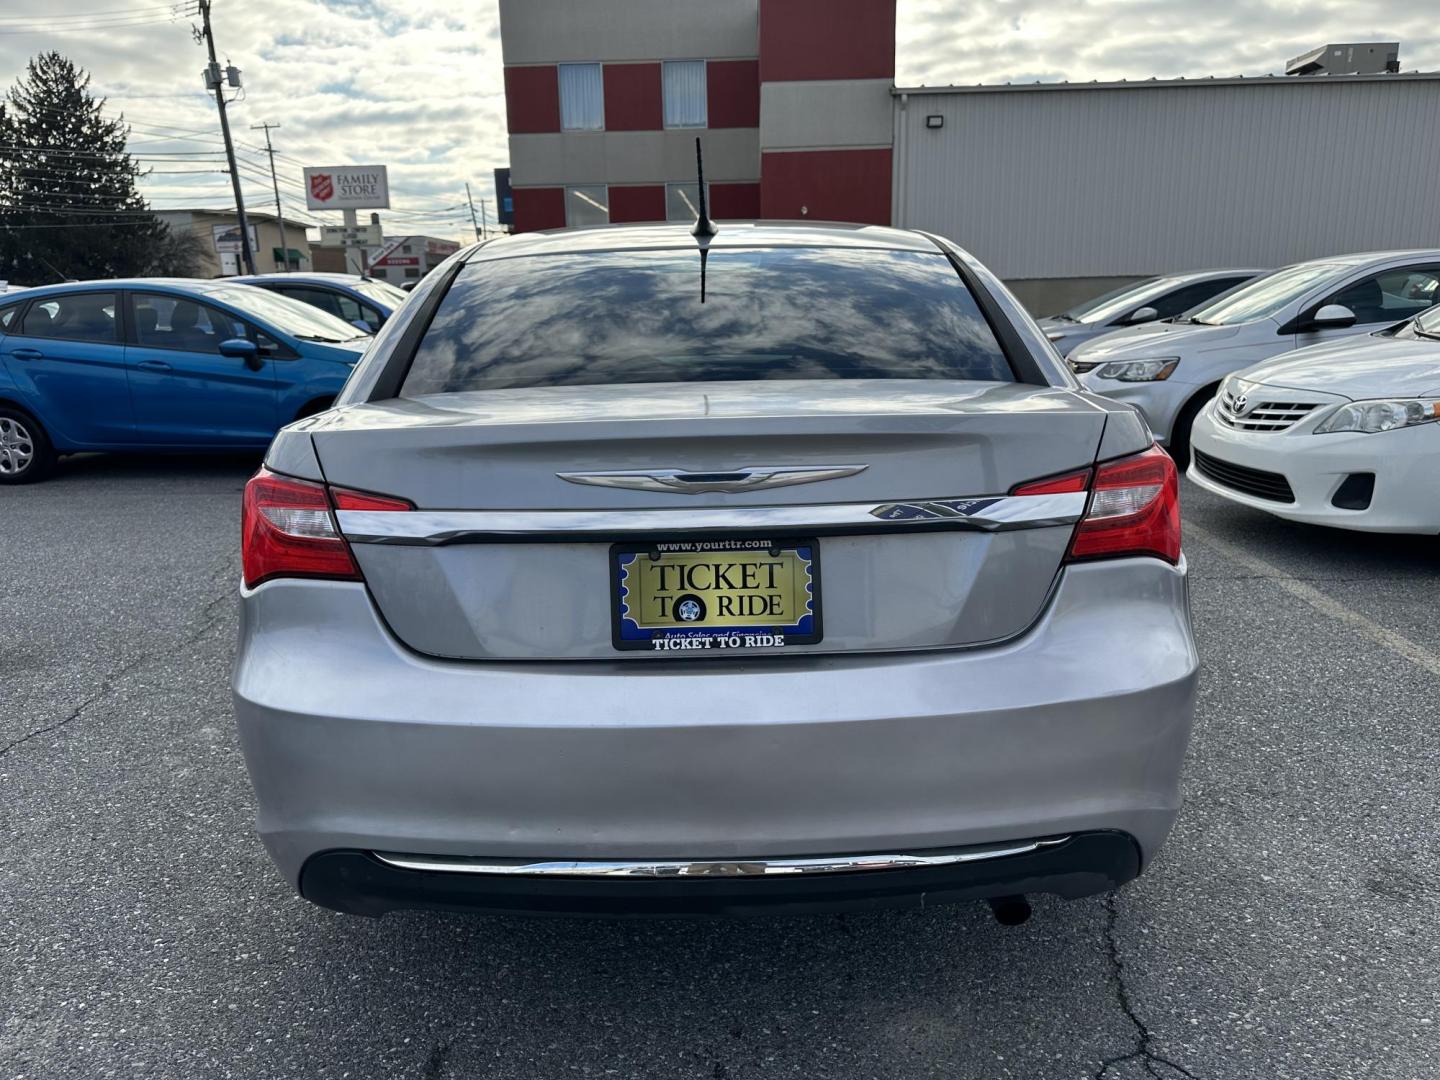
[308,173,334,203]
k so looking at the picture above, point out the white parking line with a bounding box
[1186,522,1440,679]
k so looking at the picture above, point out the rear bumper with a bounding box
[299,832,1141,917]
[232,557,1198,913]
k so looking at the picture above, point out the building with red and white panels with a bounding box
[498,0,895,232]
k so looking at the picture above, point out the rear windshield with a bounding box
[400,246,1013,395]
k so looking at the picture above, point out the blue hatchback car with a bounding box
[0,279,370,483]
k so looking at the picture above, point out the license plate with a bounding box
[611,539,821,652]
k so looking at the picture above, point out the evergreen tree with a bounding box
[0,51,173,283]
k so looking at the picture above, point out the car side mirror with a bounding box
[218,337,263,369]
[1126,306,1159,325]
[1310,304,1357,330]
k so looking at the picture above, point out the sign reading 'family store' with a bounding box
[302,165,390,211]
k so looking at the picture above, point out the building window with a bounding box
[663,60,707,128]
[401,244,413,254]
[666,182,707,223]
[566,185,610,227]
[371,267,387,279]
[404,267,420,278]
[558,63,604,131]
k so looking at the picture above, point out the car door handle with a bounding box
[136,359,173,372]
[10,348,42,361]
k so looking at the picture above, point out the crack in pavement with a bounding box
[0,557,235,761]
[1095,893,1197,1080]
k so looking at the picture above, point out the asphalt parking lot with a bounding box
[4,453,1438,1080]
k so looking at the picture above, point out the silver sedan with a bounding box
[232,222,1198,921]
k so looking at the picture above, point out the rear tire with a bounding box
[0,407,55,484]
[1165,389,1217,471]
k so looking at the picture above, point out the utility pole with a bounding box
[197,0,255,274]
[480,198,488,240]
[465,182,482,242]
[251,122,289,272]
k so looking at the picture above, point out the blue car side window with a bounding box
[133,294,248,353]
[20,292,118,343]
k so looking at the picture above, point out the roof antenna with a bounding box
[691,137,716,302]
[692,136,716,238]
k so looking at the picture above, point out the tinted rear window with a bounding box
[400,246,1013,395]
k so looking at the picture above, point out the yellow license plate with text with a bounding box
[611,539,821,652]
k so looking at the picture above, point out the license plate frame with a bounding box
[610,538,822,652]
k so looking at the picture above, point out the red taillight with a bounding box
[1069,445,1180,564]
[1011,468,1092,496]
[242,468,358,588]
[330,487,415,512]
[241,470,415,588]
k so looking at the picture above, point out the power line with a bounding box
[13,169,227,181]
[8,153,224,167]
[0,2,193,21]
[0,12,198,35]
[1,206,165,216]
[0,145,227,158]
[0,219,173,230]
[125,121,222,138]
[7,93,496,223]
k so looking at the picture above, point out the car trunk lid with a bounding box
[311,380,1108,660]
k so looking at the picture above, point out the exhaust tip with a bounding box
[987,895,1032,926]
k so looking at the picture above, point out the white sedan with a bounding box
[1187,304,1440,534]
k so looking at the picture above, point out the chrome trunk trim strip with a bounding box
[370,837,1072,878]
[337,491,1087,544]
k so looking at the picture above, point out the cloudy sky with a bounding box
[2,0,1435,243]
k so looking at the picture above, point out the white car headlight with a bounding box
[1315,399,1440,434]
[1094,358,1179,382]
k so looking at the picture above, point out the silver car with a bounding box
[1073,251,1440,464]
[1037,269,1263,357]
[233,223,1198,921]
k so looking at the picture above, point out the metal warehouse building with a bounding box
[893,72,1440,310]
[499,0,1440,312]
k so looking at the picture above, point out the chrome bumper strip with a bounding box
[336,491,1087,545]
[370,837,1071,878]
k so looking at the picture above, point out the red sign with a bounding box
[379,256,420,267]
[308,172,334,203]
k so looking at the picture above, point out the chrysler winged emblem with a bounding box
[557,465,868,495]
